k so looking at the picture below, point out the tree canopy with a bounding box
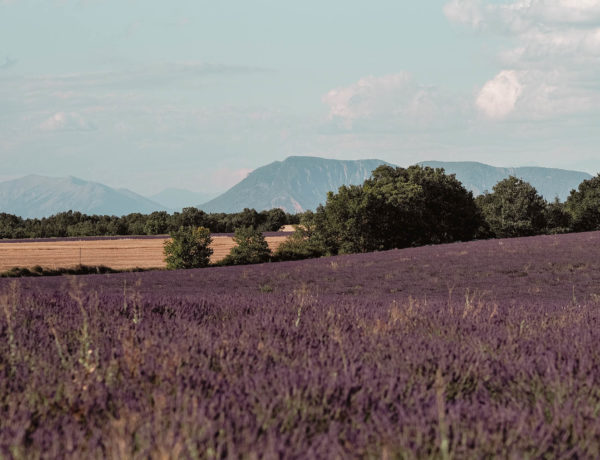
[0,207,299,240]
[313,165,483,254]
[221,227,271,265]
[476,176,547,238]
[565,174,600,232]
[163,226,213,269]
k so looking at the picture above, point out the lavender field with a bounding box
[2,232,600,458]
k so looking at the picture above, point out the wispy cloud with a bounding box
[40,112,96,132]
[4,61,271,93]
[0,57,17,70]
[322,73,463,131]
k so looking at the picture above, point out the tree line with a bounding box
[0,207,299,239]
[303,165,600,255]
[163,165,600,268]
[5,163,598,272]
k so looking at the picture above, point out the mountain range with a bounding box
[0,175,168,218]
[419,161,591,202]
[0,158,593,218]
[199,157,592,213]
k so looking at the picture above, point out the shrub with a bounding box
[163,226,213,269]
[273,226,325,261]
[221,227,271,265]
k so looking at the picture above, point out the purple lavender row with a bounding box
[1,231,600,457]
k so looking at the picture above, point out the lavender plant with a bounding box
[1,231,600,458]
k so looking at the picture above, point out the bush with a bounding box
[163,226,213,269]
[272,225,325,261]
[221,227,271,265]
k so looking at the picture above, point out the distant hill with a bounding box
[419,161,592,201]
[0,175,167,218]
[2,160,591,218]
[149,188,217,212]
[200,156,390,213]
[201,157,592,213]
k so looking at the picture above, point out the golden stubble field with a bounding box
[0,235,289,271]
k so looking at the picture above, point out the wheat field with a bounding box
[0,235,289,271]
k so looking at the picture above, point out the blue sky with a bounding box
[1,0,599,195]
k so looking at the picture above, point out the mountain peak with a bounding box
[200,157,390,213]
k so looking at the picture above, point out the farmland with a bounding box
[0,233,289,271]
[2,231,600,457]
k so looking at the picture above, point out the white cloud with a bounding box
[476,70,523,119]
[446,0,600,120]
[445,0,600,30]
[40,112,95,132]
[516,0,600,25]
[476,69,596,120]
[443,0,484,28]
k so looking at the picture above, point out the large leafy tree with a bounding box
[163,226,213,269]
[476,176,547,238]
[222,227,271,265]
[314,165,483,254]
[565,174,600,232]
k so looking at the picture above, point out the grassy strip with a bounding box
[0,264,151,278]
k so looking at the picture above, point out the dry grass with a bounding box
[0,235,289,271]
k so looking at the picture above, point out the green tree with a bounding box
[222,227,271,265]
[565,174,600,231]
[314,165,483,254]
[144,211,170,235]
[272,224,326,261]
[0,213,23,239]
[545,198,572,234]
[163,226,213,269]
[261,208,287,231]
[476,176,547,238]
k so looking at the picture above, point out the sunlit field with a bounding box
[2,232,600,458]
[0,234,289,271]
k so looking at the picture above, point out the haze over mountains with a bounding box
[419,161,591,203]
[0,157,593,218]
[0,175,168,218]
[201,157,592,213]
[149,188,218,211]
